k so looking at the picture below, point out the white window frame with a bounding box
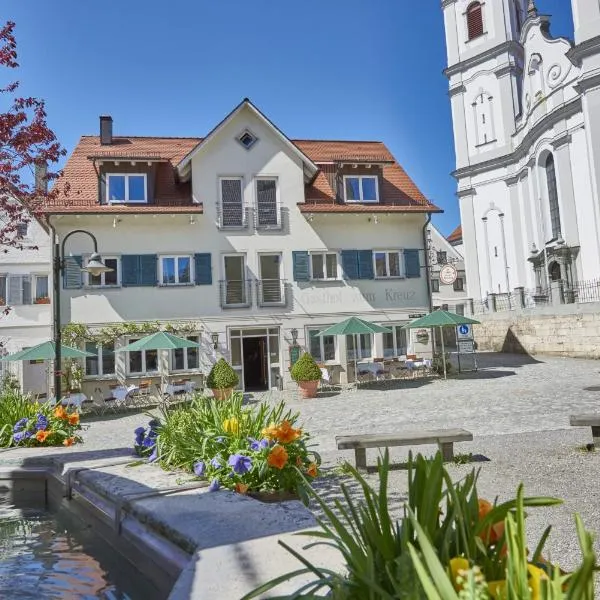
[84,341,116,378]
[32,274,49,302]
[309,252,340,281]
[306,326,337,364]
[159,255,193,286]
[106,173,148,204]
[170,334,201,372]
[218,176,246,228]
[373,250,404,279]
[3,274,32,306]
[222,253,248,306]
[382,324,408,359]
[85,256,121,288]
[347,333,372,361]
[343,175,379,203]
[127,338,159,375]
[254,176,281,228]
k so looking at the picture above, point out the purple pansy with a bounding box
[142,436,155,448]
[13,418,28,433]
[210,457,222,469]
[35,414,48,431]
[148,447,158,463]
[208,479,220,492]
[228,454,252,475]
[193,461,206,477]
[13,431,26,443]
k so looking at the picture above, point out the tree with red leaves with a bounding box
[0,20,65,252]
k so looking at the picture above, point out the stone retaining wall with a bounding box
[473,302,600,358]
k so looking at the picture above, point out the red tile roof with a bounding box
[46,136,440,214]
[447,225,462,243]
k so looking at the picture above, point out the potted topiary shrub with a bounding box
[290,352,322,399]
[207,358,239,401]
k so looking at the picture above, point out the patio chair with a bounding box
[319,366,335,393]
[131,380,153,408]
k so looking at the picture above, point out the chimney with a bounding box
[34,160,48,195]
[100,115,113,145]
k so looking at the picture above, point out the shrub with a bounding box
[246,451,596,599]
[135,392,320,501]
[0,388,82,448]
[290,352,322,382]
[206,358,239,389]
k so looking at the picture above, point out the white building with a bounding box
[46,100,441,395]
[0,212,52,395]
[442,0,600,304]
[427,224,468,314]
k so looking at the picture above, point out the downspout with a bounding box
[422,212,433,312]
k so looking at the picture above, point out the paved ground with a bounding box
[3,352,599,574]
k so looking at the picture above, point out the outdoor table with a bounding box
[356,361,385,380]
[164,380,196,396]
[111,385,139,401]
[49,393,88,409]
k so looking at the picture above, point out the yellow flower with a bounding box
[35,430,50,443]
[449,557,470,592]
[223,417,239,435]
[488,579,506,599]
[306,462,318,478]
[267,445,289,470]
[235,482,249,494]
[262,422,279,440]
[527,564,546,600]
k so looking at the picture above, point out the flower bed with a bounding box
[133,393,320,501]
[0,388,82,448]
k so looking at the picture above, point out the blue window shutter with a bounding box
[194,253,212,285]
[121,255,139,287]
[63,256,82,289]
[358,250,374,279]
[292,251,310,282]
[405,249,421,278]
[341,250,359,280]
[139,254,158,286]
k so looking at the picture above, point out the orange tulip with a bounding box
[35,430,50,443]
[54,406,68,420]
[306,463,318,478]
[68,413,80,426]
[235,482,249,494]
[478,498,493,520]
[63,437,75,447]
[267,445,289,469]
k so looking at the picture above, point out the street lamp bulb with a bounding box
[83,253,113,276]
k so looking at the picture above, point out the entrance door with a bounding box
[242,336,268,391]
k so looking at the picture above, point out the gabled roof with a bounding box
[447,225,462,243]
[176,98,319,181]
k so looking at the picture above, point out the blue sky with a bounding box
[5,0,574,235]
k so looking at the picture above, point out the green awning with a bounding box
[114,331,201,352]
[403,311,480,329]
[317,317,392,337]
[0,341,95,362]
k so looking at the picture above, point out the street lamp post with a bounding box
[53,229,112,402]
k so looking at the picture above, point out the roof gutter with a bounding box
[422,212,433,313]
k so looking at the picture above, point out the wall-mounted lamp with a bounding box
[211,332,219,350]
[189,215,196,225]
[290,328,298,344]
[373,215,379,225]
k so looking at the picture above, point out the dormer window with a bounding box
[106,173,147,203]
[343,175,379,203]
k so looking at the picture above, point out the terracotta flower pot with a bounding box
[297,380,319,399]
[211,387,233,401]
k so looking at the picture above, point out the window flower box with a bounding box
[34,296,51,305]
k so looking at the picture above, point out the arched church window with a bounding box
[549,261,561,282]
[545,154,562,239]
[467,2,484,40]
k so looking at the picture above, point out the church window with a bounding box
[545,154,562,239]
[467,2,484,40]
[473,93,495,146]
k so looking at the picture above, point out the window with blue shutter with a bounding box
[194,253,212,285]
[63,256,83,289]
[358,250,374,279]
[292,251,310,282]
[341,250,359,280]
[404,249,421,278]
[121,254,157,287]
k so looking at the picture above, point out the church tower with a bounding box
[442,0,527,169]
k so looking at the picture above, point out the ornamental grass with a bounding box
[0,388,82,448]
[245,451,597,599]
[134,393,320,500]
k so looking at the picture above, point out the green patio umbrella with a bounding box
[317,317,392,383]
[0,341,94,362]
[114,332,202,394]
[403,311,481,379]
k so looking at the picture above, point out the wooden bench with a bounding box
[570,414,600,447]
[336,428,474,469]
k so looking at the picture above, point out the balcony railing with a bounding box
[257,279,287,307]
[254,204,283,230]
[219,279,252,308]
[216,202,250,230]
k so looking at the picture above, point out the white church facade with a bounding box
[442,0,600,303]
